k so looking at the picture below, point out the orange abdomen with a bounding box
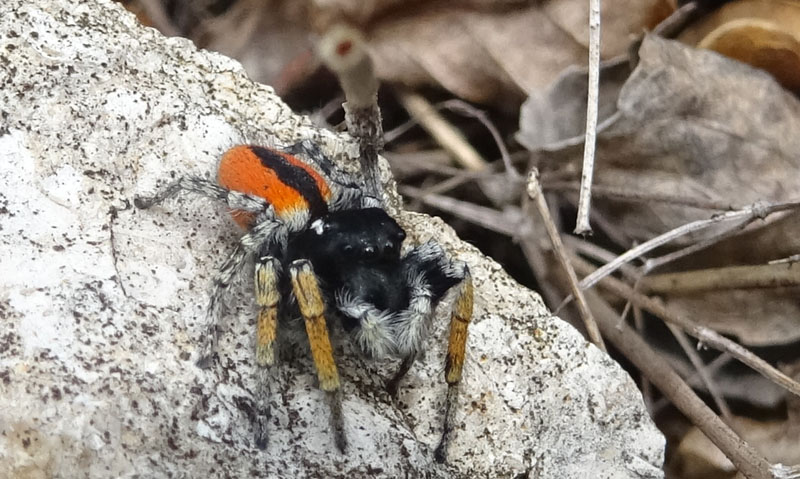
[218,145,332,228]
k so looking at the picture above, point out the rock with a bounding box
[0,0,665,477]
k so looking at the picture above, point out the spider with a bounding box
[134,140,473,461]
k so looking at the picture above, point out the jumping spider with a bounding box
[135,141,473,461]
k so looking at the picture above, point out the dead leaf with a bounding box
[679,0,800,90]
[366,5,582,105]
[544,0,674,57]
[665,288,800,345]
[519,35,800,245]
[518,35,800,346]
[356,0,668,104]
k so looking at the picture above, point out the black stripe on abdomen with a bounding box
[250,146,329,218]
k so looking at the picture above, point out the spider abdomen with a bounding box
[218,145,332,227]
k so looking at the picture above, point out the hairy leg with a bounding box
[435,268,473,463]
[135,175,268,213]
[289,259,347,453]
[252,256,281,449]
[195,219,286,368]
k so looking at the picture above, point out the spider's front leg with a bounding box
[289,259,347,453]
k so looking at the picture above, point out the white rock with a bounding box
[0,0,665,477]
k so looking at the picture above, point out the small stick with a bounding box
[395,89,488,172]
[528,169,606,351]
[574,0,602,235]
[642,217,753,273]
[318,25,384,200]
[666,322,733,421]
[770,253,800,265]
[544,181,736,211]
[579,200,800,292]
[562,235,639,281]
[584,290,772,479]
[640,262,800,295]
[401,185,524,237]
[437,99,521,180]
[632,307,653,412]
[571,255,800,398]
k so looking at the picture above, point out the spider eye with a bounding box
[341,244,354,255]
[364,246,376,256]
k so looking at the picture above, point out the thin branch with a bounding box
[771,464,800,479]
[437,100,521,180]
[640,263,800,295]
[400,185,524,237]
[579,200,800,292]
[574,0,602,235]
[544,180,737,211]
[395,89,488,172]
[572,255,800,399]
[584,289,772,479]
[528,169,606,351]
[518,200,569,310]
[769,253,800,265]
[666,322,733,421]
[563,235,639,281]
[651,353,733,416]
[385,150,457,178]
[643,216,754,273]
[632,307,653,412]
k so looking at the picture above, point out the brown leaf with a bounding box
[679,0,800,90]
[365,0,667,104]
[665,288,800,346]
[544,0,673,57]
[518,35,800,345]
[519,35,800,245]
[367,5,578,105]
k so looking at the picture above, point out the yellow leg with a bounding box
[289,260,346,452]
[444,271,474,385]
[290,260,341,392]
[437,269,474,463]
[253,257,281,449]
[255,258,280,367]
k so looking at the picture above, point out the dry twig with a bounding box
[543,181,737,211]
[666,322,733,421]
[572,256,800,399]
[395,90,488,172]
[584,290,773,479]
[400,185,524,237]
[574,0,602,235]
[437,99,521,180]
[640,263,800,294]
[528,169,605,351]
[642,216,754,272]
[579,200,800,291]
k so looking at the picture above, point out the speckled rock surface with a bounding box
[0,0,665,477]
